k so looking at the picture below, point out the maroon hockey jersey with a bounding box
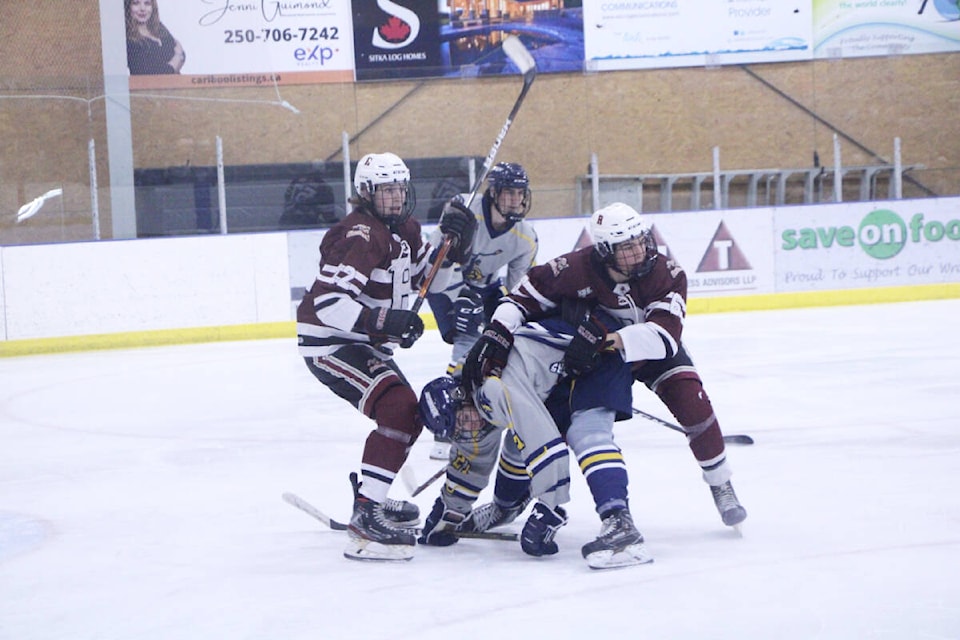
[296,208,433,357]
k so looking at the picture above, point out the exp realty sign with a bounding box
[774,198,960,291]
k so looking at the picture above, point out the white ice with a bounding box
[2,299,959,639]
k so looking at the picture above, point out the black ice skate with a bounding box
[520,503,567,557]
[350,471,420,527]
[417,497,468,547]
[710,480,747,528]
[344,495,416,562]
[461,494,532,533]
[581,509,653,570]
[382,496,420,527]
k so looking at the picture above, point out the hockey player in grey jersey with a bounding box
[417,320,633,558]
[425,162,538,460]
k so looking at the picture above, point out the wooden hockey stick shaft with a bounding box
[411,36,537,314]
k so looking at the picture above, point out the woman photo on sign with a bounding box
[125,0,186,75]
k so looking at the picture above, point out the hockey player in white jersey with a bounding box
[425,162,538,460]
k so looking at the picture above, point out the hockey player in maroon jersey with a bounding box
[296,152,475,562]
[461,201,746,568]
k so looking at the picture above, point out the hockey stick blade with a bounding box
[632,408,754,445]
[282,492,349,530]
[502,35,536,77]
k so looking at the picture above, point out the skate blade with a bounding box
[585,544,654,570]
[343,535,415,562]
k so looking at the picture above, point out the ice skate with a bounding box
[461,494,531,533]
[418,498,468,546]
[581,509,653,570]
[349,471,419,527]
[382,496,420,527]
[344,495,416,562]
[520,503,567,557]
[710,480,747,530]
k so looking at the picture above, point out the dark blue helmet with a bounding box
[418,376,466,440]
[486,162,531,222]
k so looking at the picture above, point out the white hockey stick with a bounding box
[412,35,538,313]
[282,492,349,530]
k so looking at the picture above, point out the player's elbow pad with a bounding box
[618,323,677,362]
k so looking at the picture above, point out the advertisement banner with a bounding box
[813,0,960,58]
[351,1,585,80]
[351,0,443,80]
[775,199,960,290]
[584,0,813,71]
[121,0,355,89]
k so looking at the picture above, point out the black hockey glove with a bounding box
[563,312,612,377]
[357,307,424,349]
[453,287,484,337]
[461,320,513,394]
[438,198,477,264]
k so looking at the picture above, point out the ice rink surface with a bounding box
[2,299,959,639]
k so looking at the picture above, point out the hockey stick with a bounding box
[283,492,349,530]
[403,465,446,498]
[411,35,537,314]
[632,408,755,445]
[282,492,518,541]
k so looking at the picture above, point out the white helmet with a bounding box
[590,202,657,278]
[353,152,416,227]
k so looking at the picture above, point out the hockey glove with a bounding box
[520,503,568,557]
[438,198,477,264]
[357,307,424,348]
[418,497,466,547]
[563,312,613,377]
[453,287,484,337]
[461,320,513,394]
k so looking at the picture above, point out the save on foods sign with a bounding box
[775,198,960,291]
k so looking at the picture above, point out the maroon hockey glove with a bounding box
[461,320,513,394]
[563,313,611,377]
[358,307,424,349]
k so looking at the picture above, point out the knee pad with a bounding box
[371,383,421,443]
[655,376,714,436]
